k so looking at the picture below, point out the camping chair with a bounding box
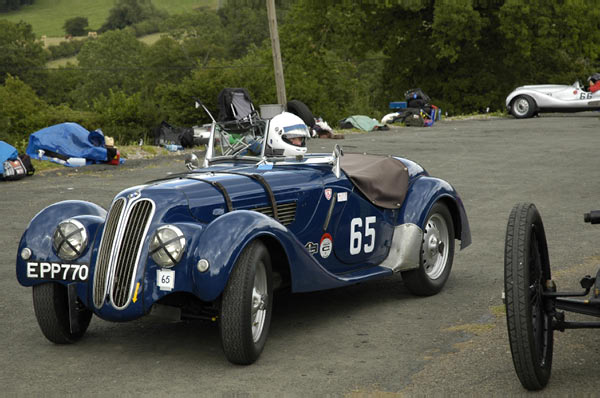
[217,88,258,123]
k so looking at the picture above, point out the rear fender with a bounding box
[400,177,471,249]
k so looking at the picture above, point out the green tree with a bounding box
[63,16,89,36]
[92,89,160,143]
[218,5,270,59]
[99,0,167,33]
[0,20,47,89]
[74,30,146,105]
[0,0,34,13]
[159,11,227,63]
[0,75,49,144]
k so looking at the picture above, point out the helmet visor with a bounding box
[282,124,308,147]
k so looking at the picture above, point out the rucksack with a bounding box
[404,113,425,127]
[19,153,35,176]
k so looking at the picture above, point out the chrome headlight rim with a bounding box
[149,225,186,268]
[53,219,88,261]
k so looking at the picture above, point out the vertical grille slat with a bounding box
[93,199,125,308]
[111,200,153,308]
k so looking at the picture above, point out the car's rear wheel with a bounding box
[220,240,273,365]
[401,202,455,296]
[511,95,536,118]
[504,203,553,391]
[33,282,92,344]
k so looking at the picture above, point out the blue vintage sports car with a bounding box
[16,109,471,364]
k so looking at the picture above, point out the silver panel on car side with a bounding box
[378,223,423,272]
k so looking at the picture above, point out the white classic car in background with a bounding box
[506,80,600,118]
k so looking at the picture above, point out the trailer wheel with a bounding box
[504,203,553,390]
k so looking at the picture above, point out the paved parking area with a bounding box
[2,113,600,395]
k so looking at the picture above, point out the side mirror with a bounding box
[185,153,200,170]
[332,144,344,178]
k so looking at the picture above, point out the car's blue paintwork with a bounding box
[16,156,470,322]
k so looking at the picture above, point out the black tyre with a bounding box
[286,100,315,128]
[220,240,273,365]
[504,203,553,391]
[401,202,455,296]
[510,95,536,119]
[32,282,92,344]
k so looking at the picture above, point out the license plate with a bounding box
[26,261,89,282]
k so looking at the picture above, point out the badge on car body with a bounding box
[320,233,333,258]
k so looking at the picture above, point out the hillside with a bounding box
[0,0,218,37]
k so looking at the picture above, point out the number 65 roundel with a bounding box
[350,216,376,255]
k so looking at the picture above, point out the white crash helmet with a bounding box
[266,112,310,157]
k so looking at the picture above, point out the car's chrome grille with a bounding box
[93,197,154,310]
[93,198,125,308]
[110,199,154,308]
[253,202,296,225]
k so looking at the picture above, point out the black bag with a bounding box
[154,121,183,146]
[19,153,35,176]
[405,88,431,109]
[2,157,27,180]
[179,128,195,148]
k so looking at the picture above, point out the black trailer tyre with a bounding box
[511,95,536,118]
[504,203,553,391]
[401,202,455,296]
[220,240,273,365]
[286,100,315,128]
[32,282,92,344]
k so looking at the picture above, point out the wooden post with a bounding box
[266,0,287,105]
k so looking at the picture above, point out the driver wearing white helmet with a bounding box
[265,112,310,157]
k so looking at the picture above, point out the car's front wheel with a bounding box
[401,202,455,296]
[510,95,536,118]
[33,282,92,344]
[220,240,273,365]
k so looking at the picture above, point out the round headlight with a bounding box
[149,225,186,268]
[53,219,88,261]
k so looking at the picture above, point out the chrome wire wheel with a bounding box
[251,262,268,343]
[423,213,450,280]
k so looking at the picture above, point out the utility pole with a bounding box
[266,0,287,105]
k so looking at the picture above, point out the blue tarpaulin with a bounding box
[0,141,19,176]
[26,122,111,167]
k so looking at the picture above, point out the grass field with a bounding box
[1,0,218,37]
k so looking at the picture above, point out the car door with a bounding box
[326,185,396,273]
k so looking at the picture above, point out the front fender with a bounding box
[16,200,107,303]
[400,176,471,249]
[191,210,362,300]
[190,210,288,301]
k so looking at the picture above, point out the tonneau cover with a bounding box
[340,153,409,209]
